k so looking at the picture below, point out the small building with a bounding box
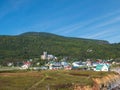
[47,61,71,70]
[48,61,62,70]
[72,61,84,68]
[41,52,48,60]
[61,61,72,70]
[41,51,56,60]
[20,61,31,70]
[95,64,110,71]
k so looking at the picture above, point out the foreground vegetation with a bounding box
[0,70,116,90]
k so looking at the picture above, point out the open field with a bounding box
[0,70,117,90]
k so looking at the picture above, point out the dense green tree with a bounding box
[0,32,119,63]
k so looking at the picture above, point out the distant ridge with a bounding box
[19,32,58,36]
[0,32,119,61]
[19,32,109,44]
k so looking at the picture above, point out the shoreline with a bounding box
[111,67,120,90]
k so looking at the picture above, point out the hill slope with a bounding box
[0,32,120,62]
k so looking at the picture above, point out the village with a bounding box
[5,51,116,72]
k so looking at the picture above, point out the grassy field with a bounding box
[0,70,116,90]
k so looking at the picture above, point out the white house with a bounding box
[72,61,84,68]
[20,61,31,70]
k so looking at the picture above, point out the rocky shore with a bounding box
[112,84,120,90]
[111,67,120,90]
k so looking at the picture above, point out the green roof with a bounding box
[96,64,109,70]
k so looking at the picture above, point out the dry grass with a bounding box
[0,70,114,90]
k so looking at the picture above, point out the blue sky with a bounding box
[0,0,120,43]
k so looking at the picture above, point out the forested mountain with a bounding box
[0,32,120,62]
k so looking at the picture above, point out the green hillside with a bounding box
[0,32,120,62]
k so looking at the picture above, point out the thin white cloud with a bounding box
[8,3,120,36]
[84,30,112,39]
[52,10,120,35]
[53,23,81,33]
[87,16,120,30]
[80,26,120,43]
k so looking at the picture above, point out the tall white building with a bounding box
[41,51,56,60]
[41,51,48,60]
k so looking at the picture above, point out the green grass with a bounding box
[0,70,115,90]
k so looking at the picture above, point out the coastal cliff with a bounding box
[74,72,120,90]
